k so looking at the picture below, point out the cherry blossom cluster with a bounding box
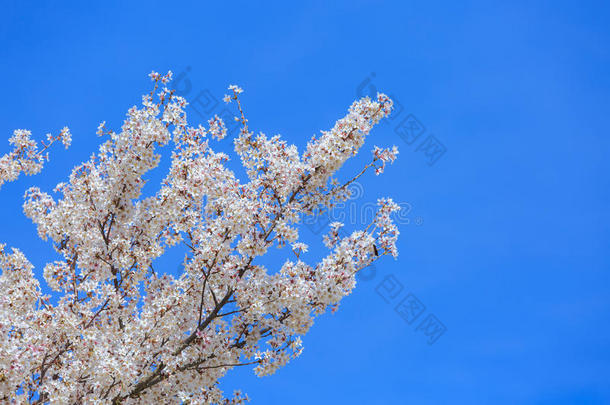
[0,127,71,190]
[372,145,399,175]
[0,71,400,403]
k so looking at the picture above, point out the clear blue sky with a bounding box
[1,1,608,404]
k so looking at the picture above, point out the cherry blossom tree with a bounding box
[0,72,400,404]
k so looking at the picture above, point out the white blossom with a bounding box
[0,71,400,403]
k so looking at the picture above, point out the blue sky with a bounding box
[1,1,609,403]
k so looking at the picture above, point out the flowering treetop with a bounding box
[0,71,399,404]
